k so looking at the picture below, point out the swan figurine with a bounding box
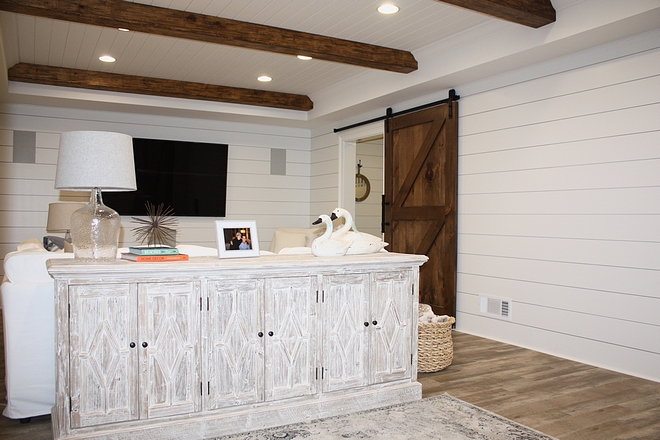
[311,214,353,257]
[330,208,388,255]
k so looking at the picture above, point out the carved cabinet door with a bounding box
[205,278,263,409]
[321,273,370,392]
[264,277,317,401]
[369,270,413,384]
[138,281,201,419]
[69,283,138,429]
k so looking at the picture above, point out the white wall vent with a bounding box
[480,296,512,320]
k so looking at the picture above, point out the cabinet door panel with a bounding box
[206,279,263,409]
[69,284,137,428]
[139,282,201,419]
[370,271,413,383]
[265,277,316,401]
[322,274,369,392]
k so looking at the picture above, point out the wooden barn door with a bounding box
[384,101,458,318]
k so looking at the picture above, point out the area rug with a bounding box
[214,394,556,440]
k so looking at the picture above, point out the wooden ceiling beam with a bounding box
[436,0,556,28]
[0,0,418,74]
[8,63,314,111]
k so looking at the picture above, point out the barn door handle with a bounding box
[381,195,390,233]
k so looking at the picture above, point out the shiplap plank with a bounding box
[0,163,56,180]
[0,179,61,196]
[460,131,660,175]
[75,26,102,70]
[0,195,67,211]
[459,187,660,214]
[0,226,48,243]
[459,233,660,272]
[35,131,60,150]
[227,173,309,189]
[459,157,660,193]
[228,159,270,175]
[0,129,13,145]
[48,19,71,65]
[226,187,308,203]
[0,210,46,227]
[457,253,660,300]
[0,146,12,162]
[459,214,660,242]
[15,15,35,62]
[286,163,310,177]
[460,104,660,156]
[224,200,308,217]
[458,273,660,326]
[36,147,59,165]
[59,21,86,67]
[311,160,339,178]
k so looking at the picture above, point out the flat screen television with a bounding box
[104,138,229,217]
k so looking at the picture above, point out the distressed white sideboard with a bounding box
[47,252,427,440]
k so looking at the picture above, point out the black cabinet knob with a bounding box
[142,342,148,348]
[129,342,136,348]
[372,320,378,326]
[258,332,264,338]
[268,331,274,337]
[364,322,369,327]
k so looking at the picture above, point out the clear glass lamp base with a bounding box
[70,188,121,261]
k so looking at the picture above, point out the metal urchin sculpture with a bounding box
[131,202,179,247]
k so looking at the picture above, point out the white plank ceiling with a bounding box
[1,1,488,95]
[2,0,654,126]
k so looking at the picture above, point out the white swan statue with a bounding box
[311,214,353,257]
[330,208,388,255]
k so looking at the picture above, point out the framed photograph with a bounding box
[215,220,260,258]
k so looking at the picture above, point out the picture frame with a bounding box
[215,220,260,258]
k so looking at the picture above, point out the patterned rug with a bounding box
[214,394,556,440]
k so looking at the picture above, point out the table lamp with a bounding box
[46,201,87,243]
[54,131,136,261]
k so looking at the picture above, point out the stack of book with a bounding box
[121,246,189,262]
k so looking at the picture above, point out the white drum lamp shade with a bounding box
[54,131,136,261]
[46,202,87,239]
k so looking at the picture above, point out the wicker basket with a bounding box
[417,316,455,373]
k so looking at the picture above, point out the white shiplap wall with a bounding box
[455,29,660,382]
[310,130,340,222]
[0,104,311,275]
[355,138,383,238]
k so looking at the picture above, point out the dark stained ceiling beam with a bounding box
[8,63,314,111]
[436,0,556,28]
[0,0,418,74]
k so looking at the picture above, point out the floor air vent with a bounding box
[480,296,512,320]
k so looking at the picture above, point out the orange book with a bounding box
[121,253,189,262]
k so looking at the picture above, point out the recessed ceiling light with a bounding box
[99,55,116,63]
[297,55,312,61]
[257,75,272,82]
[118,28,129,32]
[378,4,399,14]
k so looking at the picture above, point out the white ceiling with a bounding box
[1,0,658,129]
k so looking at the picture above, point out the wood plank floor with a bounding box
[1,328,658,439]
[419,332,660,440]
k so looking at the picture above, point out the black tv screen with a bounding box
[104,138,228,217]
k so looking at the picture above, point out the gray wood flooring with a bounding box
[419,332,660,439]
[1,325,658,439]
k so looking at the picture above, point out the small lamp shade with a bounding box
[55,131,136,191]
[54,131,137,261]
[46,202,87,232]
